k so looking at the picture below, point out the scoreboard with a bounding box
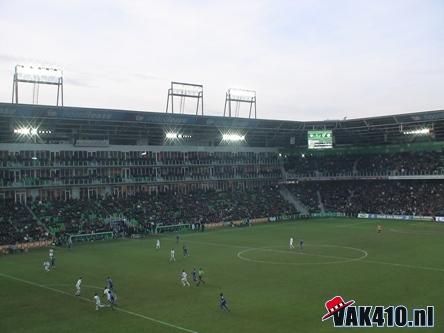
[307,130,333,149]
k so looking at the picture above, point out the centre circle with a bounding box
[236,244,368,265]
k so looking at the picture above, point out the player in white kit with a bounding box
[156,239,160,250]
[75,277,82,296]
[170,249,176,262]
[43,261,50,271]
[180,270,191,287]
[94,293,103,310]
[289,237,294,249]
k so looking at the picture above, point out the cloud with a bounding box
[0,53,22,63]
[131,73,162,81]
[0,0,443,120]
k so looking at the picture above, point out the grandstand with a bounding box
[1,101,444,246]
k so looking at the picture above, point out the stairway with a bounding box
[316,190,325,213]
[280,165,288,182]
[279,187,309,216]
[25,202,51,234]
[352,157,359,175]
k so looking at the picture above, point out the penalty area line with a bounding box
[0,272,199,333]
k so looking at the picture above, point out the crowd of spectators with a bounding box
[287,180,444,216]
[31,199,111,236]
[0,200,49,245]
[0,186,298,246]
[103,187,298,227]
[285,151,444,176]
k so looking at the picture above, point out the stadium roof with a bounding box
[1,102,444,148]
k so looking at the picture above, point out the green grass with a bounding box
[1,218,443,332]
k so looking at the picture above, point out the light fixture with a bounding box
[166,132,182,139]
[14,127,39,136]
[402,128,431,135]
[222,133,245,142]
[165,132,191,140]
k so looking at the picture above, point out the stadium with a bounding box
[1,2,444,333]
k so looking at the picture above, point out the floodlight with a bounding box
[166,82,204,115]
[15,65,63,84]
[222,133,246,142]
[228,88,256,99]
[13,127,39,136]
[165,132,191,140]
[402,128,431,135]
[12,64,64,106]
[166,132,179,139]
[224,88,257,119]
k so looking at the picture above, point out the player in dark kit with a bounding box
[219,293,229,311]
[197,268,205,286]
[183,244,189,257]
[192,268,198,283]
[107,276,114,290]
[50,255,56,268]
[107,289,117,310]
[299,239,304,251]
[176,234,180,244]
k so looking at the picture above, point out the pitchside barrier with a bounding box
[0,240,53,255]
[205,215,301,230]
[357,213,435,221]
[310,212,346,218]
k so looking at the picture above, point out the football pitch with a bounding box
[0,218,442,332]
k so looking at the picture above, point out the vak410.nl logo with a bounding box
[321,296,434,328]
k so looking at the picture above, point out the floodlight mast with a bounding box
[223,88,256,119]
[12,64,64,106]
[166,81,204,115]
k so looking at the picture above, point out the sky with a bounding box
[0,0,443,121]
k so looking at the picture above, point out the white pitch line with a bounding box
[173,238,444,274]
[0,272,199,333]
[237,245,368,266]
[258,247,365,261]
[334,221,375,228]
[169,238,251,249]
[388,228,444,236]
[362,260,444,273]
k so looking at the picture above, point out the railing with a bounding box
[285,169,444,181]
[0,174,283,189]
[0,159,280,169]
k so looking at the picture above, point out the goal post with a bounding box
[68,231,114,243]
[155,223,191,234]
